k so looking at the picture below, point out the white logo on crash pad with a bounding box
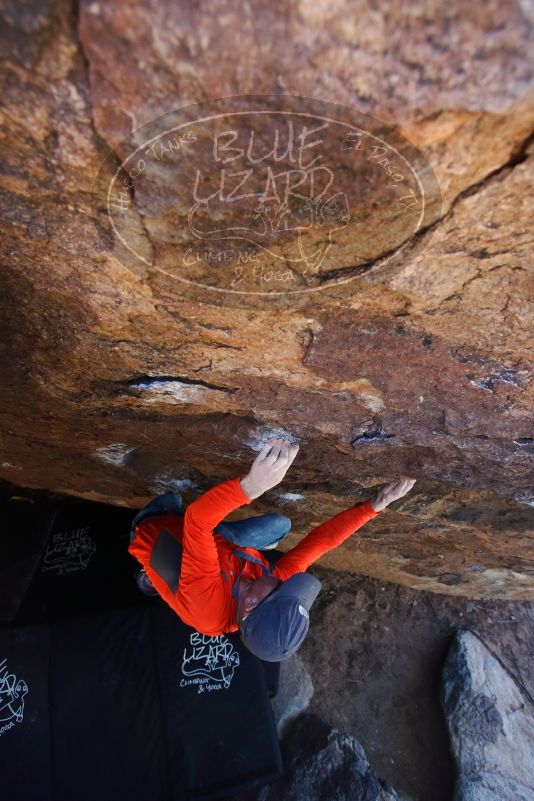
[42,527,96,575]
[0,658,29,737]
[181,633,240,694]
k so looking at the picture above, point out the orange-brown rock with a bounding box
[1,0,533,599]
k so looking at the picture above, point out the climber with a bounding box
[128,439,416,662]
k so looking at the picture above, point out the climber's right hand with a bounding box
[371,477,416,512]
[240,438,299,500]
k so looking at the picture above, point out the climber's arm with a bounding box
[176,438,299,624]
[176,476,253,614]
[272,501,379,579]
[273,478,416,580]
[179,437,299,580]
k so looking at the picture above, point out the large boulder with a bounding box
[230,712,402,801]
[1,0,533,598]
[442,629,534,801]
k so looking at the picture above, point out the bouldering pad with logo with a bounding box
[16,498,140,623]
[0,596,282,801]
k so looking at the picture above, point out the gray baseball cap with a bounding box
[239,573,322,662]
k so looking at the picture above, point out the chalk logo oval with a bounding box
[92,95,441,297]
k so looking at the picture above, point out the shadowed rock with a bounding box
[229,712,401,801]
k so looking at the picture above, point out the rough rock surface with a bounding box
[1,1,533,598]
[229,712,401,801]
[442,629,534,801]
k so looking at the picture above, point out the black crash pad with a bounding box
[0,604,283,801]
[15,497,141,623]
[0,493,283,800]
[0,497,56,622]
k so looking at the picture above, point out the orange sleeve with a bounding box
[272,500,380,580]
[175,476,253,626]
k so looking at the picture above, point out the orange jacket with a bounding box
[129,476,380,635]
